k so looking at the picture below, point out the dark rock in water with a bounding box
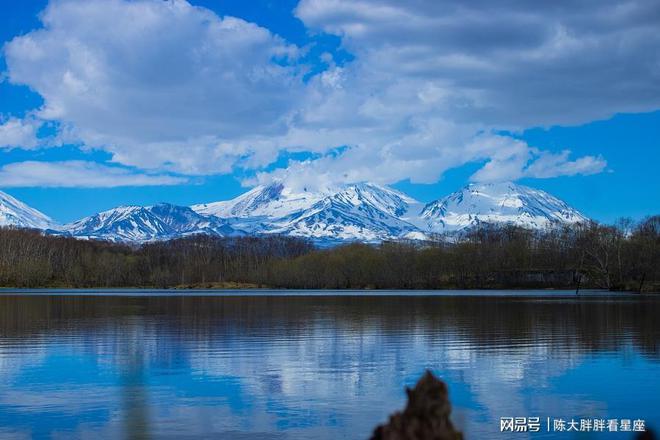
[370,371,463,440]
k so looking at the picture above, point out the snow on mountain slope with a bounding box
[65,203,235,242]
[192,183,328,235]
[0,190,56,230]
[3,180,589,244]
[268,183,424,242]
[193,182,326,220]
[194,182,426,242]
[194,180,588,242]
[420,182,589,234]
[148,203,236,236]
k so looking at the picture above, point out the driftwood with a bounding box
[370,371,463,440]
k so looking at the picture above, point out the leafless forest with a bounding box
[0,217,658,291]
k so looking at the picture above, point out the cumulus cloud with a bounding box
[0,161,186,187]
[3,0,657,187]
[522,150,608,179]
[4,0,301,174]
[296,0,660,126]
[266,0,655,186]
[470,146,607,182]
[253,134,608,189]
[0,117,41,150]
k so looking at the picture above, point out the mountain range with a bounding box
[0,181,589,243]
[65,203,237,242]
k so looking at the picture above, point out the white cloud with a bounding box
[465,136,534,183]
[262,0,655,186]
[296,0,660,126]
[522,151,607,179]
[4,0,302,174]
[469,145,607,183]
[0,161,186,187]
[3,0,656,187]
[0,117,40,150]
[253,134,608,189]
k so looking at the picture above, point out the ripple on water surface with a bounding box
[0,293,658,439]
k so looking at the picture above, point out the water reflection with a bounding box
[119,317,150,440]
[0,294,659,439]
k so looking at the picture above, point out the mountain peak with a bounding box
[192,181,330,220]
[0,190,56,230]
[421,181,588,233]
[65,203,235,242]
[2,180,591,243]
[192,180,426,242]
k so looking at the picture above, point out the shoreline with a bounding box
[0,287,654,297]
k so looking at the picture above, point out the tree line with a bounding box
[0,216,658,291]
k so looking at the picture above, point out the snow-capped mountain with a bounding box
[194,180,588,242]
[2,181,590,244]
[420,182,588,234]
[193,182,426,242]
[268,183,426,242]
[0,190,57,230]
[65,203,236,242]
[193,182,325,223]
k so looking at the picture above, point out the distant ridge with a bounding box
[63,203,236,242]
[420,182,588,234]
[2,181,589,243]
[193,182,425,242]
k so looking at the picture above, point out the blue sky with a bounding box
[0,0,659,223]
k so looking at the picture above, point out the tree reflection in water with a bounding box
[0,293,658,438]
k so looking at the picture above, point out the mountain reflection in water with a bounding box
[0,293,658,439]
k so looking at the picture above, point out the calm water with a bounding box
[0,291,658,439]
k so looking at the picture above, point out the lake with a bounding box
[0,290,658,439]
